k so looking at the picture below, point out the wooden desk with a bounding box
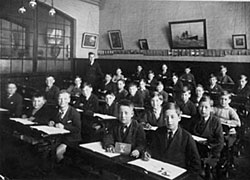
[70,143,200,180]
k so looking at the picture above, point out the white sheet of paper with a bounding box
[144,126,158,131]
[24,98,32,101]
[30,125,70,135]
[128,158,186,180]
[192,135,207,142]
[180,114,191,119]
[0,108,9,112]
[76,108,83,112]
[80,141,120,158]
[93,113,117,120]
[9,118,36,125]
[134,107,145,110]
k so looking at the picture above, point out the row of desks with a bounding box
[0,108,201,180]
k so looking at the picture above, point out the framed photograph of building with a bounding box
[232,34,247,49]
[108,30,123,50]
[169,19,207,49]
[81,32,98,49]
[138,39,149,50]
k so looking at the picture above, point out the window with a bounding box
[0,0,74,74]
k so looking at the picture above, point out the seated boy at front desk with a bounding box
[2,82,23,117]
[22,92,56,124]
[144,102,201,173]
[49,90,81,162]
[103,100,146,158]
[192,96,224,168]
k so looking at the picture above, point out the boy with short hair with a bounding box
[145,102,201,172]
[213,91,241,146]
[126,83,144,107]
[115,79,128,103]
[103,99,146,158]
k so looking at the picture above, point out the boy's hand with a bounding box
[106,145,115,153]
[27,116,35,121]
[142,151,151,161]
[131,149,140,158]
[48,121,55,127]
[55,123,64,129]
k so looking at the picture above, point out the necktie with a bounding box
[121,126,128,139]
[166,130,173,149]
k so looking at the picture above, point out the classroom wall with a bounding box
[99,0,250,50]
[46,0,100,58]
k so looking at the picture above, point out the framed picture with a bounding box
[108,30,123,50]
[138,39,149,50]
[81,32,98,49]
[232,34,247,49]
[169,19,207,49]
[47,28,64,45]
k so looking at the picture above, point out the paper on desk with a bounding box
[30,125,70,135]
[134,107,145,110]
[143,126,158,131]
[76,108,83,112]
[93,113,117,120]
[192,135,207,142]
[80,141,120,158]
[9,118,36,125]
[128,158,186,180]
[180,114,191,119]
[0,108,9,112]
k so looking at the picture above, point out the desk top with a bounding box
[78,141,189,180]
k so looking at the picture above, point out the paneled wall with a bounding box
[99,0,250,50]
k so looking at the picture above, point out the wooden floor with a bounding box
[0,131,250,180]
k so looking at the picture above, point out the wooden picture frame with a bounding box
[169,19,207,49]
[232,34,247,49]
[138,39,149,50]
[81,32,98,49]
[108,30,123,50]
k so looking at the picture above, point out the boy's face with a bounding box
[46,77,54,87]
[239,78,247,88]
[156,84,164,92]
[172,76,178,83]
[105,74,112,82]
[151,96,163,109]
[199,101,212,118]
[7,84,17,95]
[137,66,142,72]
[220,95,231,108]
[148,73,154,80]
[89,54,95,64]
[74,78,82,86]
[58,93,70,108]
[181,91,190,102]
[185,68,190,74]
[129,86,137,96]
[82,86,92,97]
[119,105,134,125]
[196,87,204,97]
[139,81,146,88]
[117,81,125,89]
[105,94,115,105]
[33,96,46,109]
[164,109,180,131]
[116,69,122,75]
[162,65,167,71]
[210,77,217,85]
[221,68,227,75]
